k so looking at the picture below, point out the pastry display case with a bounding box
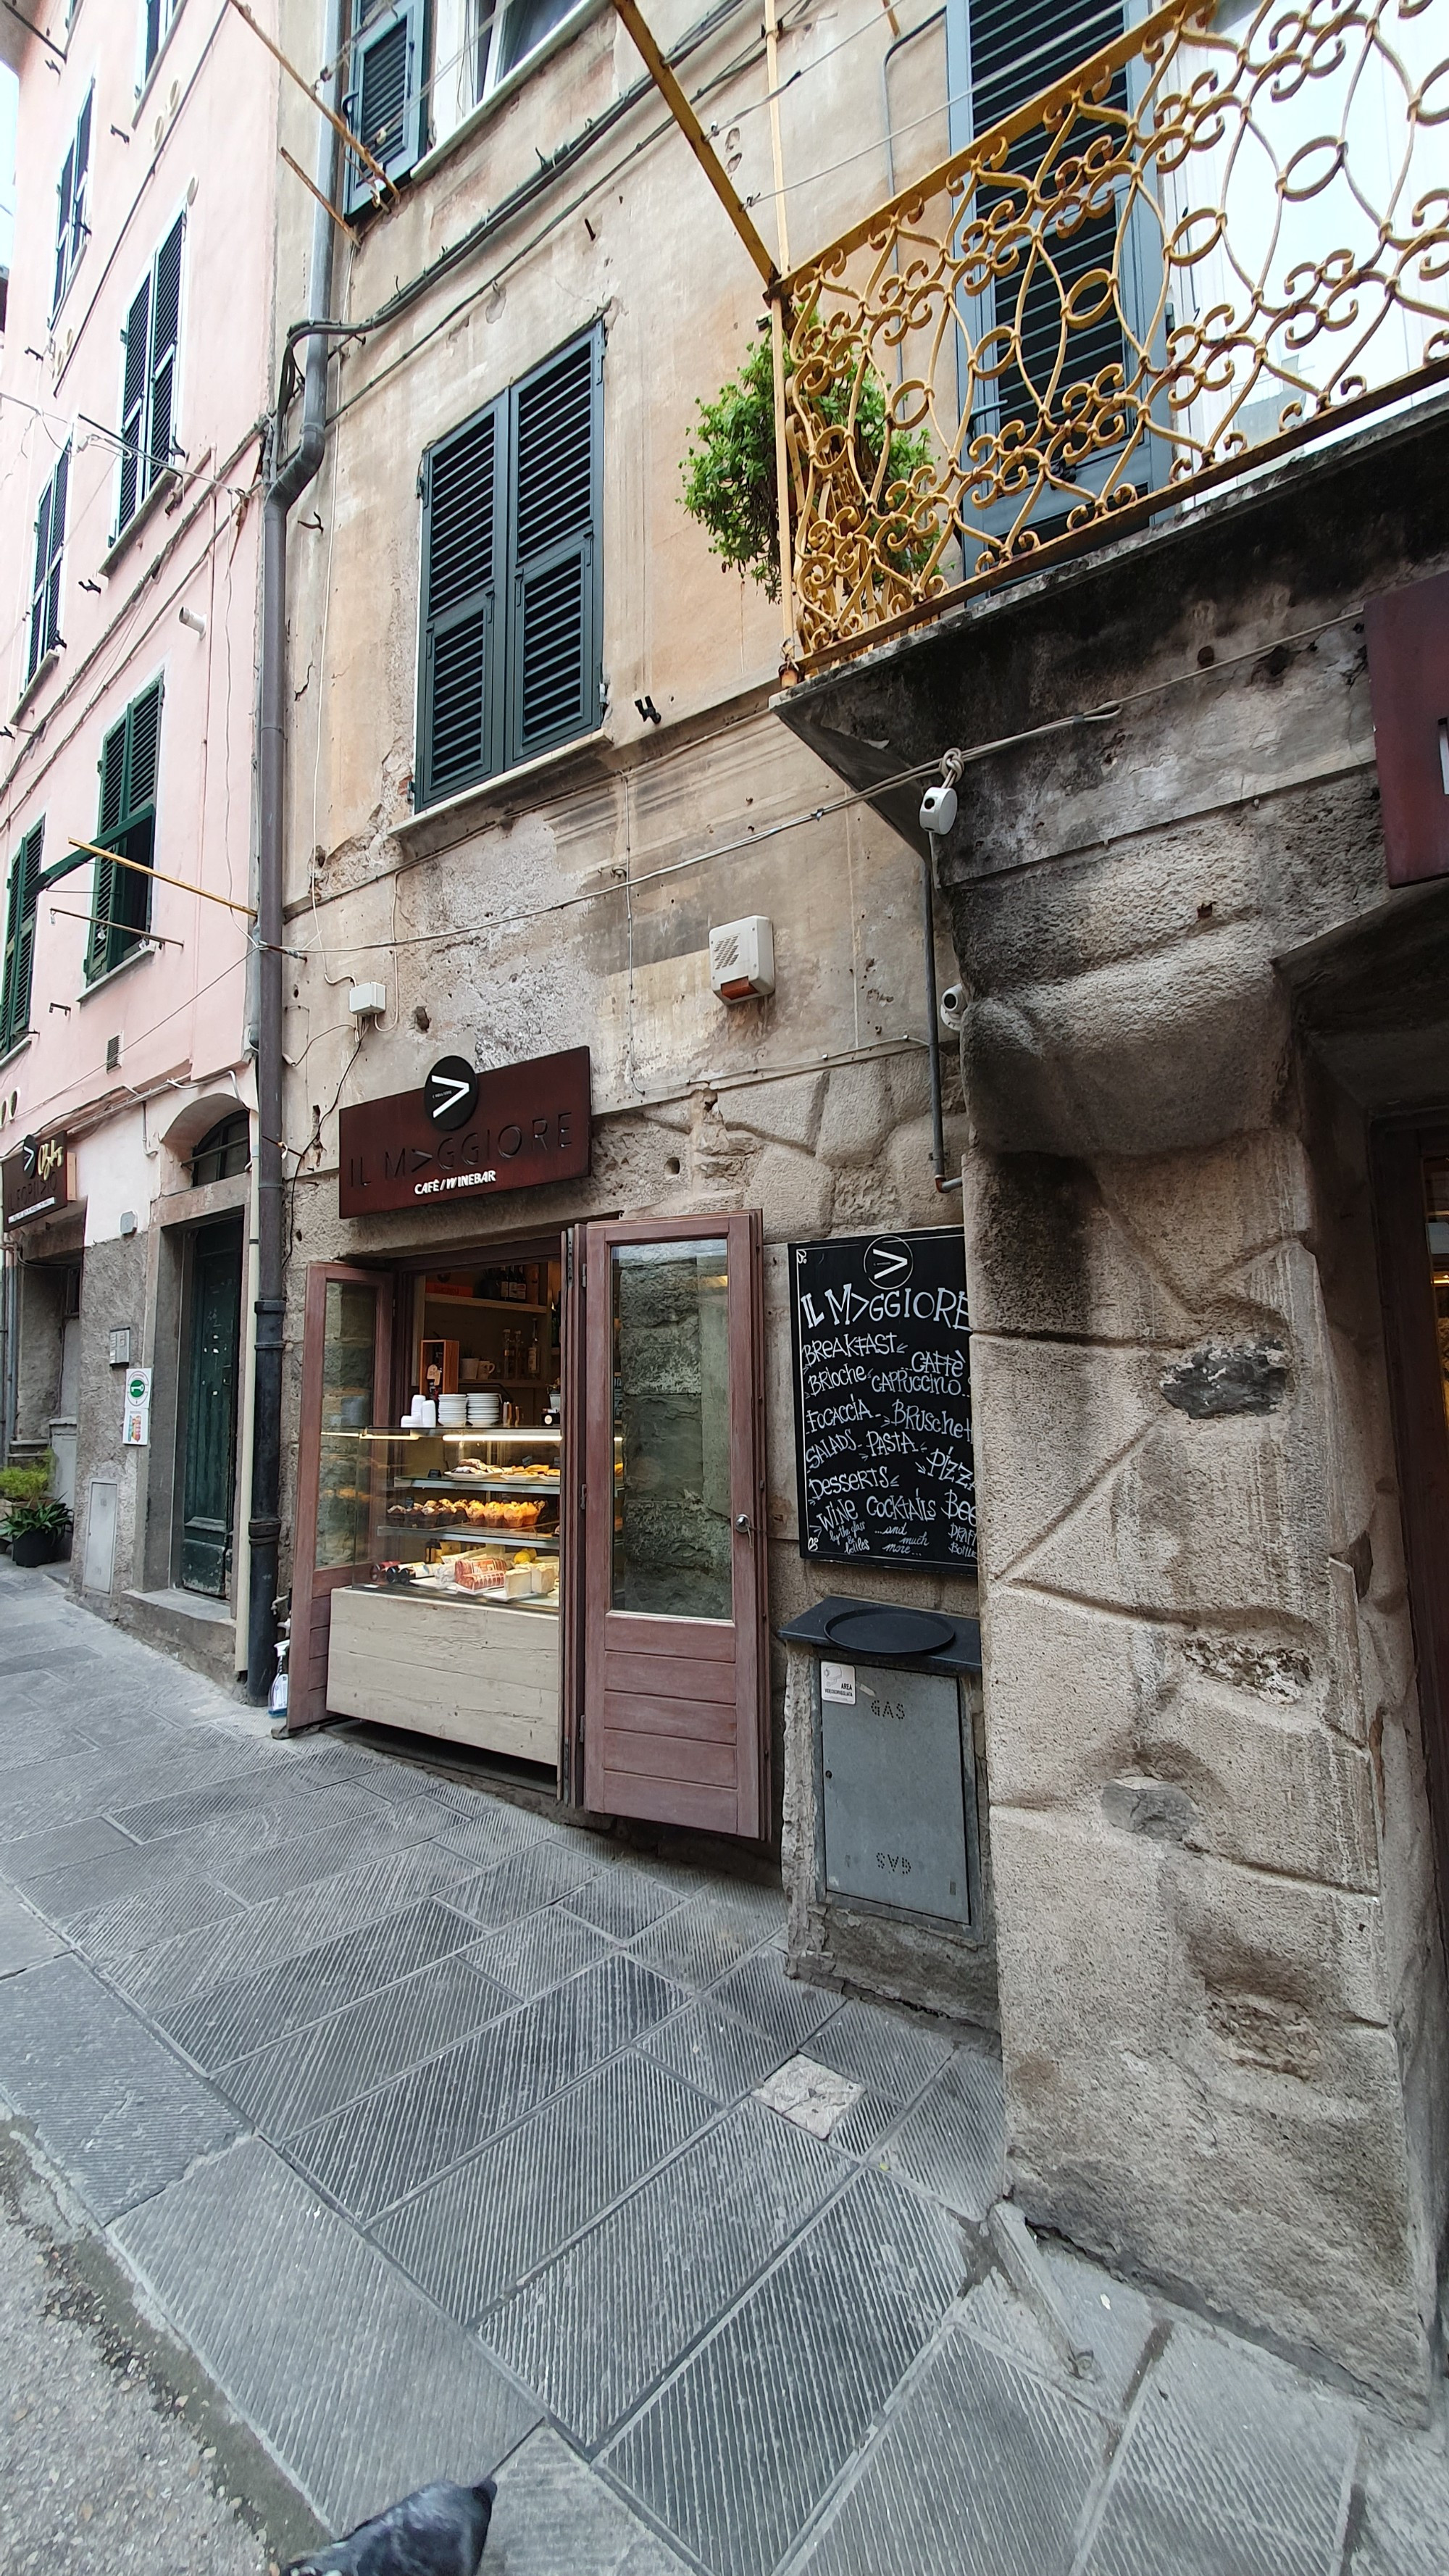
[360,1427,561,1611]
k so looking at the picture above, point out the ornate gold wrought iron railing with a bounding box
[774,0,1449,673]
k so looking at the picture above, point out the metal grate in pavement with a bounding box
[114,2138,539,2535]
[707,1946,840,2054]
[640,1997,796,2106]
[212,1948,512,2137]
[375,2048,711,2322]
[604,2166,967,2576]
[483,2097,845,2449]
[293,1951,683,2219]
[881,2042,1006,2219]
[0,1952,243,2223]
[1083,2325,1357,2576]
[796,2321,1109,2576]
[159,1894,481,2067]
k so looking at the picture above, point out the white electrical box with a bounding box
[348,981,387,1018]
[709,915,775,1001]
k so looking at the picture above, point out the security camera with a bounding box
[939,983,967,1029]
[919,781,959,836]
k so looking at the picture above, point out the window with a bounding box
[27,445,69,686]
[53,88,92,315]
[117,213,184,535]
[86,680,163,982]
[417,326,602,807]
[140,0,182,88]
[472,0,580,104]
[188,1112,250,1186]
[1,822,43,1056]
[342,1,427,214]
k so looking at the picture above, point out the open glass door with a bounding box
[582,1212,767,1835]
[289,1262,393,1731]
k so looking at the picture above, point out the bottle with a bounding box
[527,1326,540,1377]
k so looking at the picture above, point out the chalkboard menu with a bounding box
[789,1229,976,1572]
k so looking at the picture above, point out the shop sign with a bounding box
[789,1227,976,1572]
[338,1047,590,1216]
[1,1129,69,1228]
[122,1367,152,1446]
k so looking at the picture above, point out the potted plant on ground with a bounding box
[5,1496,72,1567]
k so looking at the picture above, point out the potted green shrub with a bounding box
[6,1496,71,1567]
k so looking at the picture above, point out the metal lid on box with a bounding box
[777,1595,981,1675]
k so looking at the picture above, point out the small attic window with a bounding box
[190,1110,249,1186]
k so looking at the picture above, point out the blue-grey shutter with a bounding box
[54,137,75,316]
[147,214,183,489]
[1,822,43,1056]
[418,399,504,805]
[28,476,54,683]
[343,1,425,215]
[119,273,151,528]
[506,330,601,767]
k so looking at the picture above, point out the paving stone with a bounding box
[485,2098,846,2448]
[1353,2423,1449,2576]
[605,2168,967,2576]
[640,1997,796,2105]
[0,1814,141,1880]
[205,1802,438,1906]
[0,1718,100,1772]
[1083,2325,1357,2576]
[213,1947,512,2136]
[469,1906,620,1998]
[567,1870,684,1942]
[630,1897,772,1990]
[0,1952,243,2222]
[424,1799,554,1868]
[19,1834,218,1927]
[295,1952,683,2219]
[881,2042,1006,2219]
[489,2427,689,2576]
[708,1946,840,2053]
[160,1893,483,2068]
[805,1995,955,2106]
[0,1885,65,1977]
[756,2056,863,2141]
[448,1839,606,1928]
[376,2049,712,2322]
[0,1643,100,1677]
[796,2320,1110,2576]
[114,2138,539,2535]
[67,1869,249,1965]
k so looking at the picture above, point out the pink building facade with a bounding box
[0,0,277,1678]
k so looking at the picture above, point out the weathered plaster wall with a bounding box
[777,413,1449,2406]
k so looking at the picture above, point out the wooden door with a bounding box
[289,1262,393,1732]
[180,1220,242,1597]
[1374,1119,1449,1956]
[582,1212,767,1835]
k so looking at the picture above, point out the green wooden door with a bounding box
[180,1222,243,1596]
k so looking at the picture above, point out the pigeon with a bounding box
[283,2475,496,2575]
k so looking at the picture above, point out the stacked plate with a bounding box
[438,1394,468,1430]
[467,1391,501,1427]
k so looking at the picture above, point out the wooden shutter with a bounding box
[119,274,151,528]
[417,399,504,804]
[343,1,425,214]
[147,215,183,491]
[88,720,125,980]
[1,822,43,1056]
[507,331,601,766]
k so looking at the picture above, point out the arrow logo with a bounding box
[864,1235,914,1288]
[429,1070,472,1119]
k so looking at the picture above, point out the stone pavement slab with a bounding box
[114,2137,540,2535]
[489,2428,688,2576]
[0,1951,245,2222]
[0,1883,64,1977]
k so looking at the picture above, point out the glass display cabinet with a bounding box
[362,1426,561,1609]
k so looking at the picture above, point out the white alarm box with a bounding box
[709,915,776,1001]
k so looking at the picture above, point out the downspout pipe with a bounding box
[920,757,964,1196]
[247,2,346,1704]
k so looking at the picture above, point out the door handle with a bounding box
[735,1513,753,1536]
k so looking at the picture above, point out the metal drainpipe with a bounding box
[246,1,346,1704]
[921,752,965,1196]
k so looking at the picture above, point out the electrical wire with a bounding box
[14,950,248,1123]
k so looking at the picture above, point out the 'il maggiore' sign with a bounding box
[338,1048,590,1216]
[789,1228,976,1572]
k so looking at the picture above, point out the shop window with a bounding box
[117,214,184,536]
[86,680,163,982]
[416,325,602,806]
[1,820,43,1056]
[53,88,91,317]
[27,446,69,686]
[188,1111,250,1187]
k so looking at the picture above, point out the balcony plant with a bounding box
[681,328,933,601]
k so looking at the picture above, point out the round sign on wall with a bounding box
[423,1056,479,1131]
[864,1235,914,1289]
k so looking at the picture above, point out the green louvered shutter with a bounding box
[118,273,151,530]
[147,214,184,492]
[88,720,125,980]
[343,1,425,216]
[54,136,75,316]
[1,822,43,1056]
[506,329,601,768]
[417,396,505,805]
[27,447,67,685]
[88,680,162,980]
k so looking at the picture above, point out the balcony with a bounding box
[774,0,1449,674]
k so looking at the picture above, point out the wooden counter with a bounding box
[326,1583,559,1767]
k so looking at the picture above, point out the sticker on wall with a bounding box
[819,1661,857,1704]
[122,1367,152,1447]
